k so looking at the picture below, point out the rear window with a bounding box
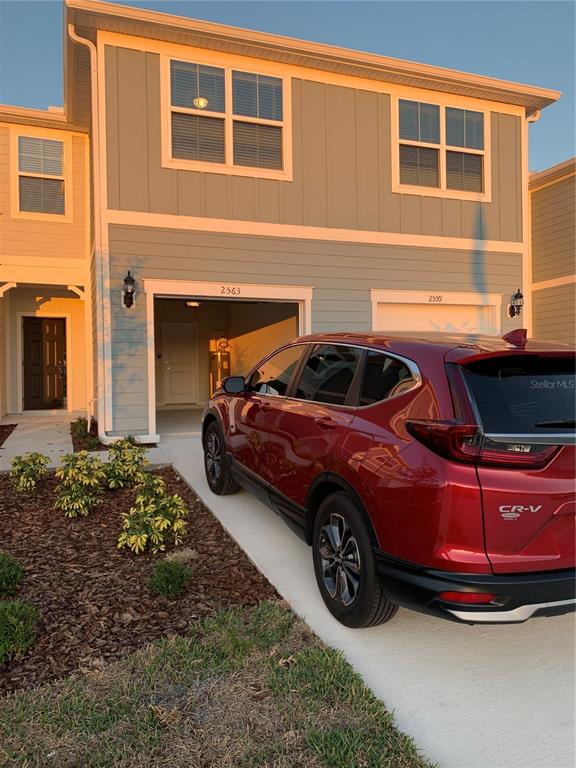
[462,355,576,434]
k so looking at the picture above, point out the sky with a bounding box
[0,0,574,171]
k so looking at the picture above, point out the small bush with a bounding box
[55,451,106,518]
[85,436,101,451]
[71,417,89,439]
[105,438,148,490]
[0,601,40,663]
[150,559,192,599]
[0,553,24,597]
[9,453,49,493]
[118,474,188,555]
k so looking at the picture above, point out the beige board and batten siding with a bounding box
[107,224,522,434]
[103,45,523,243]
[0,127,88,267]
[532,283,575,346]
[531,174,575,284]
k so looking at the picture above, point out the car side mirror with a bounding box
[222,376,246,395]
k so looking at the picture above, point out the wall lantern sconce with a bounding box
[123,271,136,308]
[508,288,524,318]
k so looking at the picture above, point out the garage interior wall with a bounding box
[154,299,298,406]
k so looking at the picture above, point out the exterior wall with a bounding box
[530,163,575,344]
[0,296,6,417]
[532,284,575,345]
[107,223,522,433]
[0,125,89,266]
[103,44,523,243]
[5,288,87,414]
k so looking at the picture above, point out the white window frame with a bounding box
[9,126,73,222]
[160,53,293,181]
[391,95,492,203]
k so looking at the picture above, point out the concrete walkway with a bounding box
[159,435,576,768]
[0,412,75,471]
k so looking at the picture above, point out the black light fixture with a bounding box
[123,271,136,308]
[508,288,524,318]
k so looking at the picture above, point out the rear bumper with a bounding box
[374,551,576,624]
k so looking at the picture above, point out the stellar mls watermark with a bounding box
[530,379,575,389]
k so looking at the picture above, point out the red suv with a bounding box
[202,331,575,627]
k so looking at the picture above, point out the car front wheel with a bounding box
[203,421,240,496]
[312,492,398,628]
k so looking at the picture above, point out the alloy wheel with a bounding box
[205,431,222,485]
[318,513,361,606]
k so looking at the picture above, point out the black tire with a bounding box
[203,421,240,496]
[312,492,398,628]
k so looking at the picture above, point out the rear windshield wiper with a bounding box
[534,419,576,429]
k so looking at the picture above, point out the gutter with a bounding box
[67,24,118,446]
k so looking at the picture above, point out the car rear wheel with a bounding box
[312,492,398,628]
[203,421,240,496]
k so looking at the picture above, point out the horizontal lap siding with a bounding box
[108,223,522,433]
[531,175,576,283]
[532,284,575,345]
[0,129,88,261]
[105,46,522,243]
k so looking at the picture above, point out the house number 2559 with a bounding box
[428,295,443,302]
[220,286,241,296]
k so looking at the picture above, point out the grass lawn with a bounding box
[0,601,432,768]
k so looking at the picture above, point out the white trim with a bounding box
[521,117,532,335]
[143,278,313,438]
[0,283,17,298]
[67,284,86,299]
[103,209,524,255]
[390,94,492,203]
[532,275,576,292]
[370,289,503,334]
[16,312,73,414]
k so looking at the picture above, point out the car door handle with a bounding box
[260,402,272,412]
[315,416,337,429]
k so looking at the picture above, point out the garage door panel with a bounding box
[376,303,497,334]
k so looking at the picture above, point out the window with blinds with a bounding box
[397,100,485,196]
[18,136,65,215]
[169,59,284,172]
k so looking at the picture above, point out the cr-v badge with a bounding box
[499,504,543,520]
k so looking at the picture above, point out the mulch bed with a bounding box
[0,424,17,449]
[0,468,276,695]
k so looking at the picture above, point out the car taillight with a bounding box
[438,591,495,604]
[406,420,559,468]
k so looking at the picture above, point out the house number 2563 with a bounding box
[428,295,443,302]
[220,285,241,296]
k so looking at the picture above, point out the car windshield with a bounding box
[462,355,576,434]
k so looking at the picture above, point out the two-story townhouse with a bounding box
[0,103,91,417]
[530,157,575,345]
[0,0,561,443]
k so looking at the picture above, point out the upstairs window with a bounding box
[397,99,487,199]
[18,136,65,215]
[168,58,286,175]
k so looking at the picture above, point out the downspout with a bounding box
[67,24,117,445]
[523,109,541,337]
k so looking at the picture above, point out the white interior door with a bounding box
[161,322,198,405]
[376,302,497,334]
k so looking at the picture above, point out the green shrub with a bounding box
[150,558,192,599]
[55,451,106,518]
[0,601,40,663]
[85,436,101,451]
[118,475,188,555]
[0,553,24,597]
[9,453,49,493]
[71,416,89,439]
[105,438,148,489]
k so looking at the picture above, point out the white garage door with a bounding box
[376,302,497,334]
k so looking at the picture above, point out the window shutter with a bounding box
[446,151,483,192]
[19,176,65,214]
[233,121,282,169]
[400,145,439,187]
[172,113,225,163]
[18,136,63,176]
[170,61,225,113]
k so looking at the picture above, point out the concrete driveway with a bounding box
[159,435,575,768]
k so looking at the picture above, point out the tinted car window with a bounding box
[360,352,414,406]
[463,355,576,433]
[248,346,303,396]
[294,344,361,405]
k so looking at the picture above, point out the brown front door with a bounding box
[23,317,66,410]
